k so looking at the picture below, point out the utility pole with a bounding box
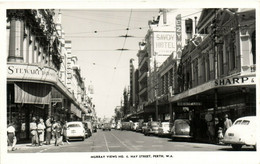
[211,9,218,121]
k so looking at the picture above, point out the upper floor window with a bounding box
[227,31,236,71]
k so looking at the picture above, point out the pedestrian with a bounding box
[207,120,215,143]
[62,121,70,144]
[217,127,224,144]
[7,122,17,151]
[45,116,52,145]
[30,117,39,146]
[37,118,46,146]
[52,120,62,146]
[223,114,232,134]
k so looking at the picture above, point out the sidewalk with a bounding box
[8,139,57,152]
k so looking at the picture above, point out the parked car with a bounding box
[102,123,111,131]
[171,119,192,139]
[83,121,93,137]
[222,116,256,150]
[66,121,85,141]
[147,121,159,135]
[116,123,122,130]
[92,123,97,133]
[158,122,171,137]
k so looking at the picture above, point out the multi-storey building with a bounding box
[6,9,88,141]
[169,8,256,140]
[136,9,201,121]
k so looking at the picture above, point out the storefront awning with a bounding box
[71,103,82,118]
[14,82,51,104]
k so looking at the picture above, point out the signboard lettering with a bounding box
[215,76,255,86]
[153,32,175,55]
[7,63,58,84]
[176,14,182,58]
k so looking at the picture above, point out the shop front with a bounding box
[7,63,58,142]
[169,75,256,142]
[7,82,51,141]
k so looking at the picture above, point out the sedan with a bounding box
[171,119,192,139]
[222,116,256,150]
[66,121,85,141]
[158,122,171,137]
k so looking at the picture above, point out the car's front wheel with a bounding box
[232,144,242,151]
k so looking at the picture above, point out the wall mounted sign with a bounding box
[7,63,58,84]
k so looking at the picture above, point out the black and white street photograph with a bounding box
[1,1,259,164]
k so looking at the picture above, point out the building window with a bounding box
[218,44,224,75]
[228,31,236,71]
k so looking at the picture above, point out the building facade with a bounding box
[6,9,89,142]
[169,8,256,140]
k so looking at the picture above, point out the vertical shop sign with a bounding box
[176,14,182,59]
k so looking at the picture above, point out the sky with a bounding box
[60,9,159,119]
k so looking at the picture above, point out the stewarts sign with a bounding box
[7,63,58,84]
[215,76,255,86]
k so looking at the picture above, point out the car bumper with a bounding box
[172,135,193,138]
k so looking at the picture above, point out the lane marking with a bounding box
[132,145,143,148]
[109,146,121,148]
[103,133,110,152]
[110,132,134,151]
[151,145,163,147]
[136,141,144,143]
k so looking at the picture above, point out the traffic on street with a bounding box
[9,128,255,153]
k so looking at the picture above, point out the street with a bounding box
[10,129,255,153]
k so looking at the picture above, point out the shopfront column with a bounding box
[8,10,25,62]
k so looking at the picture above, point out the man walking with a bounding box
[223,114,232,134]
[45,116,52,145]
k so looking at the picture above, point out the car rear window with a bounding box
[68,124,81,128]
[235,120,250,125]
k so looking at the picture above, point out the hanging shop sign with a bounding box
[7,63,58,84]
[175,14,182,59]
[215,76,255,87]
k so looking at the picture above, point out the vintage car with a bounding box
[102,123,111,131]
[158,122,171,137]
[222,116,256,150]
[66,121,85,141]
[147,121,160,135]
[171,119,192,139]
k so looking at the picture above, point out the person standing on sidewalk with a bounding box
[7,122,17,151]
[30,117,38,146]
[62,121,70,144]
[223,114,232,134]
[52,119,62,146]
[45,116,52,145]
[37,118,46,146]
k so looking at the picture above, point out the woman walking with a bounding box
[30,117,38,146]
[37,118,46,146]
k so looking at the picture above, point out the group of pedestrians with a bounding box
[207,114,233,144]
[30,116,70,147]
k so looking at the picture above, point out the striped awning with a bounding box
[14,82,51,104]
[71,103,82,118]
